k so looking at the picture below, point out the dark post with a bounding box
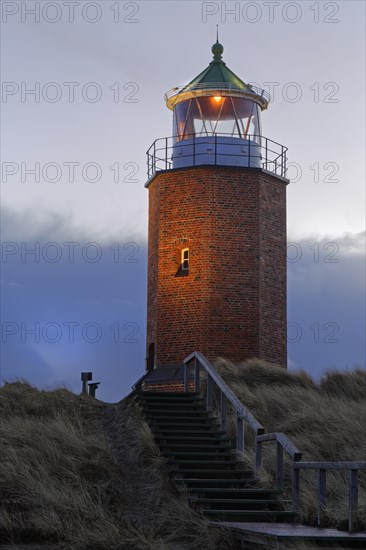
[206,375,213,412]
[349,469,358,531]
[220,391,227,432]
[292,466,300,513]
[237,415,244,453]
[88,382,100,398]
[155,140,157,172]
[194,357,200,392]
[81,372,93,395]
[317,469,327,526]
[255,438,262,479]
[276,442,284,491]
[184,362,189,392]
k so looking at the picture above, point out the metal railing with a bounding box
[146,133,288,180]
[183,351,366,531]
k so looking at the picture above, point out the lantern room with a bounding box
[164,40,270,169]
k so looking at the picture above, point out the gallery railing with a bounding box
[147,133,288,179]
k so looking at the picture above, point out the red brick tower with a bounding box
[145,40,289,373]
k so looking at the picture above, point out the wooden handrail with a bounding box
[293,461,366,470]
[184,352,264,453]
[182,351,365,532]
[292,462,366,532]
[257,432,302,461]
[255,432,302,492]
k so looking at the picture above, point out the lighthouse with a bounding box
[145,39,289,375]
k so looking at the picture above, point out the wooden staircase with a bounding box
[133,353,365,548]
[135,391,294,523]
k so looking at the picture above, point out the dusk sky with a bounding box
[1,0,365,402]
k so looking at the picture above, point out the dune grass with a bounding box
[1,364,365,548]
[0,381,234,550]
[212,359,366,530]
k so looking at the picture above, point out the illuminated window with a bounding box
[181,248,189,271]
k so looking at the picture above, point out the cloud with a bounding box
[288,231,365,257]
[1,205,145,244]
[287,233,365,379]
[1,220,364,400]
[333,231,365,256]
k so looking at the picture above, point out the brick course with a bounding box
[146,165,288,368]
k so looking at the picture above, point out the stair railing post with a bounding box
[317,468,327,526]
[194,357,200,393]
[206,374,213,412]
[236,415,244,453]
[183,361,189,392]
[276,442,284,492]
[349,469,358,531]
[255,437,262,480]
[292,464,300,513]
[220,391,227,432]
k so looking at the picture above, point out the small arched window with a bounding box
[181,248,189,271]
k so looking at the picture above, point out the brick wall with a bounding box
[146,165,288,368]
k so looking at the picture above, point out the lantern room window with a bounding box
[181,248,189,270]
[173,96,262,143]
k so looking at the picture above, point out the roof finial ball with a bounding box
[212,26,224,61]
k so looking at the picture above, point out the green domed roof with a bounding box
[165,41,270,111]
[184,40,248,92]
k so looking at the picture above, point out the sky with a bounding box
[1,0,365,402]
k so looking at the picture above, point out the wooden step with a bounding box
[146,415,218,423]
[218,522,366,548]
[189,497,287,511]
[187,487,280,498]
[149,421,220,429]
[139,400,205,408]
[155,435,230,443]
[139,392,201,398]
[166,459,243,468]
[154,429,227,436]
[201,510,295,521]
[171,468,253,477]
[143,408,207,416]
[139,399,205,406]
[160,443,234,451]
[175,476,253,493]
[162,451,237,459]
